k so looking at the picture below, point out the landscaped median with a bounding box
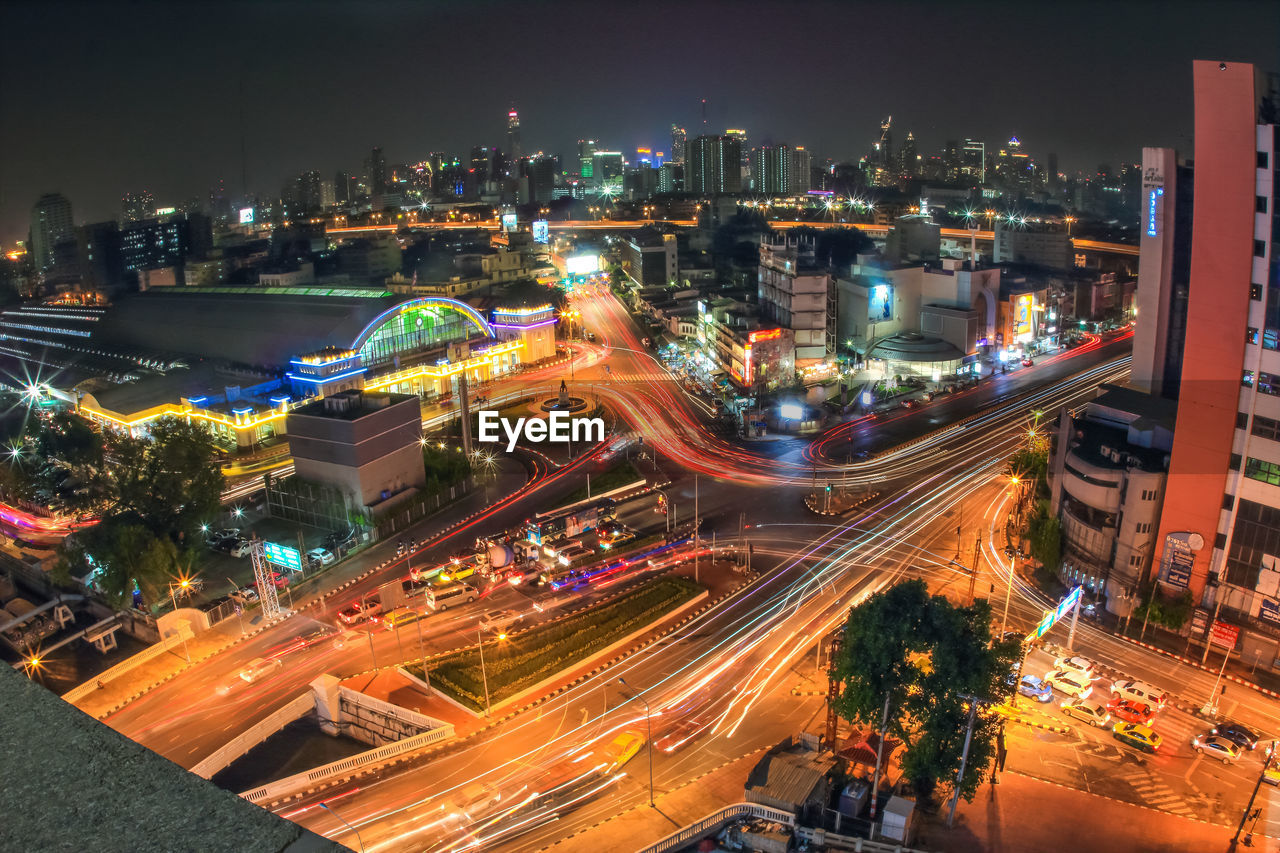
[407,576,702,713]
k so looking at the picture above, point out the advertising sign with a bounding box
[1191,608,1210,637]
[1014,294,1033,339]
[565,253,600,276]
[1159,534,1194,589]
[870,284,893,321]
[1259,599,1280,626]
[531,219,549,244]
[263,541,302,572]
[239,207,255,225]
[1210,620,1240,650]
[501,212,518,233]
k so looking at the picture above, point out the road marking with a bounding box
[1185,753,1202,784]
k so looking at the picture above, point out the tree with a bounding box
[113,417,224,543]
[832,579,1018,809]
[58,522,179,609]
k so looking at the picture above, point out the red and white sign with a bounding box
[1210,620,1239,649]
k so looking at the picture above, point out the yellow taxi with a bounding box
[1113,721,1162,753]
[602,730,646,769]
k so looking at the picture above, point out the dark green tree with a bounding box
[57,522,180,608]
[113,417,224,543]
[832,579,1018,809]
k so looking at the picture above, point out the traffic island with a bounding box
[804,488,880,517]
[407,576,703,714]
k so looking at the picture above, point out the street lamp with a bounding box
[477,623,507,718]
[318,802,366,853]
[618,677,654,807]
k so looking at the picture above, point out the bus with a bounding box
[526,498,616,546]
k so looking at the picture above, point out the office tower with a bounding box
[657,163,684,194]
[899,131,918,177]
[507,107,522,164]
[335,171,354,205]
[528,154,557,203]
[578,139,598,180]
[78,221,123,292]
[1047,152,1060,191]
[961,139,986,183]
[1130,147,1195,400]
[367,146,387,195]
[686,135,742,195]
[1151,62,1279,637]
[470,146,493,177]
[122,190,155,223]
[30,192,74,272]
[592,151,623,189]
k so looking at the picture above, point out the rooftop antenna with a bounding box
[701,98,708,129]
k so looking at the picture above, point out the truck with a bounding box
[525,498,616,546]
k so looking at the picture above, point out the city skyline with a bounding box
[2,0,1278,241]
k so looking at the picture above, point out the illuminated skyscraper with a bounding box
[670,125,686,165]
[686,135,742,195]
[507,107,522,165]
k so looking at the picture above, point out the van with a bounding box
[240,657,283,684]
[425,583,478,611]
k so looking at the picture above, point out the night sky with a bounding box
[1,0,1277,242]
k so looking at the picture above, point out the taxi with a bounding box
[1113,721,1162,753]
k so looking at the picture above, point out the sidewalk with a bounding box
[929,771,1243,853]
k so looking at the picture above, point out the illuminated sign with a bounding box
[1032,586,1083,639]
[1014,294,1033,339]
[1145,187,1164,238]
[779,403,803,420]
[531,220,549,243]
[263,541,303,572]
[565,254,600,276]
[239,207,255,225]
[154,206,176,216]
[870,284,893,321]
[749,328,782,343]
[501,212,518,233]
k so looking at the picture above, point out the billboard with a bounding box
[239,207,255,225]
[565,253,600,276]
[1014,294,1033,340]
[870,284,893,321]
[501,212,518,233]
[532,219,549,244]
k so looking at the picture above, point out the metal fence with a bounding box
[373,478,473,540]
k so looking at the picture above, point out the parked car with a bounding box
[1113,722,1162,754]
[250,570,289,590]
[338,598,382,626]
[1211,721,1262,751]
[1018,675,1053,703]
[230,586,259,604]
[1107,697,1154,725]
[1046,669,1094,699]
[306,547,336,568]
[239,657,283,684]
[224,538,252,559]
[1061,698,1111,728]
[1111,679,1167,711]
[1193,733,1242,764]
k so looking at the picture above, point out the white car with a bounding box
[1053,655,1096,678]
[1046,669,1094,699]
[239,657,283,683]
[307,547,336,567]
[1111,679,1167,710]
[479,609,523,632]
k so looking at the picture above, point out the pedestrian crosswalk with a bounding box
[607,372,677,383]
[1118,768,1196,816]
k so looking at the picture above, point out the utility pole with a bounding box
[1234,742,1275,846]
[947,699,981,828]
[1066,590,1081,651]
[1201,590,1224,666]
[967,533,980,605]
[694,474,700,581]
[1000,551,1015,637]
[869,692,892,829]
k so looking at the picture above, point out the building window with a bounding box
[1260,151,1271,169]
[1253,283,1264,301]
[1245,457,1280,486]
[1253,414,1280,441]
[1226,499,1280,587]
[1216,531,1228,550]
[1223,492,1236,511]
[1249,327,1260,345]
[1262,196,1272,214]
[1135,522,1151,534]
[1266,328,1280,351]
[1230,453,1243,470]
[1256,240,1268,258]
[1244,370,1256,388]
[1262,372,1280,397]
[1129,554,1144,567]
[1238,411,1251,430]
[1140,489,1157,501]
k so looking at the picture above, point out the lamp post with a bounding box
[618,677,654,807]
[318,802,366,853]
[477,623,507,718]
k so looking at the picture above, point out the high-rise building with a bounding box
[335,171,355,205]
[670,126,686,165]
[657,163,684,194]
[1130,147,1195,400]
[78,221,123,292]
[507,107,523,165]
[899,131,918,177]
[1148,63,1279,650]
[367,146,387,196]
[122,190,155,223]
[592,151,624,190]
[577,139,598,180]
[789,147,812,194]
[528,154,557,203]
[30,193,74,272]
[961,140,986,183]
[284,170,323,215]
[686,135,742,195]
[753,145,791,195]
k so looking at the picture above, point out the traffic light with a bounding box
[825,483,832,493]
